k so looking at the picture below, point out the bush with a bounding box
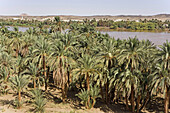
[30,89,47,113]
[76,85,101,109]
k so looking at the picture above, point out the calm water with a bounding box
[0,26,30,32]
[1,26,170,45]
[101,31,170,45]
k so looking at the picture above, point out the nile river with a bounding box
[1,26,170,45]
[100,31,170,45]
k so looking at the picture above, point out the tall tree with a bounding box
[117,38,144,112]
[32,36,51,91]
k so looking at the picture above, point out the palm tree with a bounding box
[30,89,47,113]
[25,63,41,89]
[0,67,10,83]
[73,53,102,106]
[0,52,14,73]
[152,41,170,113]
[119,69,141,111]
[54,16,62,31]
[9,36,22,57]
[10,74,30,109]
[149,63,170,113]
[32,36,51,91]
[158,40,170,72]
[48,34,74,101]
[98,38,118,103]
[0,67,11,95]
[137,40,157,112]
[0,35,10,47]
[73,54,102,91]
[20,35,34,56]
[117,37,145,112]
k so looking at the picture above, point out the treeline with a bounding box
[0,16,68,27]
[97,19,170,30]
[1,17,170,31]
[0,19,169,113]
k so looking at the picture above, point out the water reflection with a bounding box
[101,31,170,45]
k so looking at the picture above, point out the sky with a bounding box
[0,0,170,16]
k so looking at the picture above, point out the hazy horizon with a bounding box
[0,0,170,16]
[1,13,170,17]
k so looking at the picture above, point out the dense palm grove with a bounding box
[0,19,169,113]
[97,19,170,30]
[1,17,170,31]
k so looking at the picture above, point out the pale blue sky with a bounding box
[0,0,170,16]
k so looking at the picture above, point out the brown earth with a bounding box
[0,86,169,113]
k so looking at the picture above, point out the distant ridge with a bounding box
[0,14,170,21]
[154,14,170,17]
[20,13,28,17]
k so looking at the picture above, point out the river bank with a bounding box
[96,27,170,33]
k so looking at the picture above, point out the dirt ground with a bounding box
[0,87,169,113]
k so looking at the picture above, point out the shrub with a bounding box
[30,89,47,113]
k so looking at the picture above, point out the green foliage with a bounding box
[0,83,10,95]
[0,18,169,113]
[54,16,61,23]
[110,24,118,29]
[30,89,47,113]
[10,74,30,108]
[76,85,101,109]
[76,89,89,108]
[13,98,24,109]
[10,74,30,92]
[97,19,170,31]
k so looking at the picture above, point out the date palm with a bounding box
[149,63,170,113]
[10,74,30,109]
[20,35,34,56]
[73,53,102,107]
[137,40,157,112]
[25,63,41,89]
[117,38,145,112]
[98,38,118,103]
[0,52,14,74]
[48,34,74,101]
[157,40,170,72]
[153,41,170,113]
[9,36,22,57]
[32,36,51,91]
[73,54,102,91]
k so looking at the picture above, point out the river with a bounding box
[100,31,170,45]
[1,26,170,45]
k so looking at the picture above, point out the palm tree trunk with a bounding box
[110,87,115,103]
[86,73,90,91]
[62,67,67,102]
[91,98,96,108]
[25,46,28,56]
[131,84,135,113]
[137,95,141,113]
[86,72,90,108]
[43,55,47,91]
[100,82,104,102]
[62,87,65,102]
[65,83,68,99]
[125,93,129,110]
[18,90,21,109]
[140,90,150,111]
[169,94,170,108]
[79,77,82,89]
[33,77,36,89]
[105,82,108,104]
[16,49,18,57]
[164,85,169,113]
